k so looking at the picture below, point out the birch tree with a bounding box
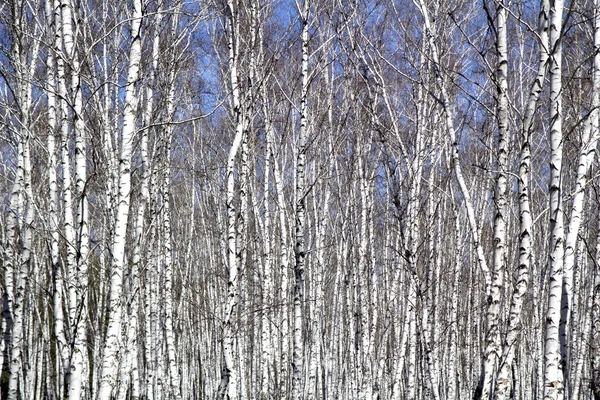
[544,0,565,397]
[97,0,143,397]
[494,0,550,397]
[292,1,310,398]
[219,0,246,397]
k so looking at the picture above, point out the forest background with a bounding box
[1,0,599,399]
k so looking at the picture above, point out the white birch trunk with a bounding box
[448,200,462,400]
[161,55,181,399]
[358,156,371,400]
[7,139,34,400]
[219,2,245,397]
[273,138,290,397]
[591,4,600,398]
[544,0,565,398]
[162,166,182,400]
[97,0,142,397]
[406,278,417,400]
[260,81,275,400]
[592,213,600,399]
[46,1,69,394]
[60,0,89,395]
[7,8,39,398]
[292,1,310,398]
[479,2,509,398]
[560,0,600,389]
[495,1,549,398]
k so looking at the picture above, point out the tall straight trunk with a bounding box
[560,0,600,388]
[292,1,310,398]
[357,155,371,400]
[7,137,34,400]
[56,0,79,391]
[146,168,163,399]
[236,120,249,400]
[273,138,290,398]
[219,2,245,398]
[161,67,181,400]
[313,172,330,400]
[261,81,274,400]
[591,4,600,399]
[97,0,143,397]
[391,238,409,400]
[162,161,181,400]
[60,0,89,396]
[479,2,509,398]
[137,11,162,400]
[406,278,417,400]
[568,234,590,400]
[413,81,438,400]
[1,147,19,395]
[45,2,69,395]
[494,1,549,398]
[6,8,39,398]
[448,197,462,400]
[368,183,381,400]
[544,0,565,398]
[592,212,600,398]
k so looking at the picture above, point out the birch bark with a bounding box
[591,4,600,399]
[6,7,39,398]
[273,137,290,397]
[544,0,565,398]
[475,1,510,397]
[559,0,600,387]
[592,213,600,399]
[219,2,245,397]
[494,1,549,398]
[97,0,143,397]
[292,1,310,398]
[60,0,90,395]
[45,2,69,392]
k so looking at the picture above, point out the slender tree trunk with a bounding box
[560,0,600,392]
[273,137,290,398]
[292,1,310,398]
[494,1,549,398]
[591,5,600,399]
[478,1,510,398]
[97,1,143,397]
[60,1,89,395]
[592,213,600,399]
[544,0,565,398]
[219,2,245,397]
[45,2,69,394]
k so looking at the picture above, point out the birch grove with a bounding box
[4,0,600,399]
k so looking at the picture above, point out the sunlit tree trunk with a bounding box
[45,2,68,396]
[592,212,600,399]
[60,0,89,395]
[448,195,462,400]
[560,0,600,392]
[544,0,565,398]
[494,1,549,398]
[5,5,40,397]
[273,134,290,398]
[219,2,245,397]
[97,0,143,397]
[477,2,509,399]
[292,1,310,398]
